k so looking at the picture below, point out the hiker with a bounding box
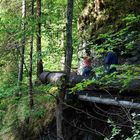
[81,49,93,76]
[104,51,118,74]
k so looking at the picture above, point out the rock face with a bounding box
[78,0,140,64]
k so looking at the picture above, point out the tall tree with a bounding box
[64,0,74,81]
[28,0,35,109]
[56,1,74,140]
[17,0,26,94]
[36,0,43,78]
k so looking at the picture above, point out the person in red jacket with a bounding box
[81,49,93,76]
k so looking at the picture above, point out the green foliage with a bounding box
[0,65,18,97]
[90,14,140,55]
[71,65,140,93]
[105,118,121,140]
[123,14,140,26]
[0,0,139,139]
[126,113,140,140]
[105,113,140,140]
[71,79,95,92]
[0,94,55,139]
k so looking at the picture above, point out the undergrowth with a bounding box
[0,84,57,140]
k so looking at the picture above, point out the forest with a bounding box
[0,0,140,140]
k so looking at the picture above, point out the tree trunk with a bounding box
[56,1,74,139]
[56,96,64,140]
[28,0,35,109]
[36,0,43,78]
[56,81,66,140]
[17,0,26,94]
[60,30,65,70]
[64,0,74,81]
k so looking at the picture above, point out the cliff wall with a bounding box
[78,0,140,64]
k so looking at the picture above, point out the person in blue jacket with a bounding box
[104,51,118,74]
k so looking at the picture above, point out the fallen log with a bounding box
[78,94,140,109]
[39,71,66,85]
[39,71,90,86]
[69,74,89,86]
